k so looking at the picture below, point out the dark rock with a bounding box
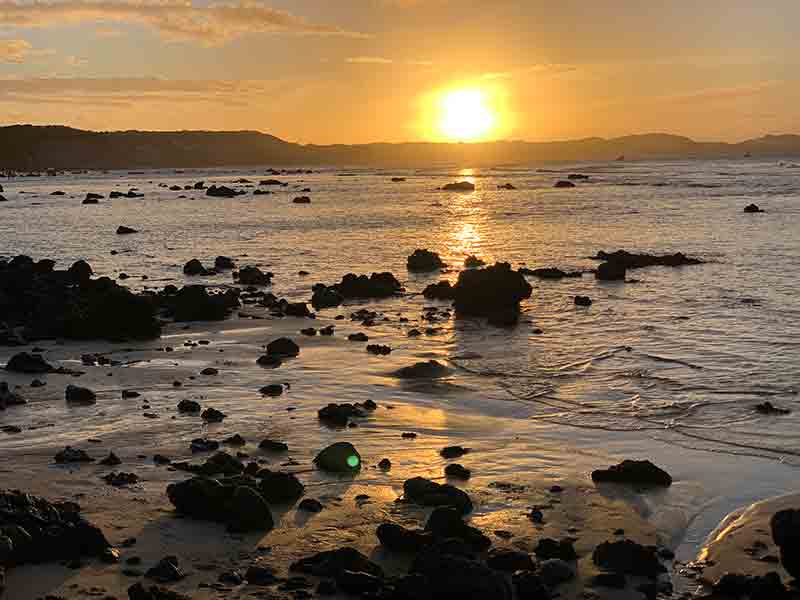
[534,538,577,561]
[756,401,790,415]
[116,226,138,235]
[405,478,473,514]
[314,442,361,472]
[396,360,448,379]
[744,203,765,213]
[259,384,284,397]
[177,399,201,413]
[441,446,469,459]
[538,559,574,586]
[190,438,219,453]
[519,267,582,279]
[245,565,278,585]
[591,459,672,487]
[300,327,317,336]
[442,181,475,192]
[497,183,516,190]
[183,259,209,276]
[0,488,111,567]
[592,540,666,577]
[464,255,486,268]
[376,523,432,553]
[122,389,140,399]
[197,452,244,476]
[266,337,299,357]
[103,472,139,486]
[214,256,235,270]
[166,477,274,532]
[298,498,323,513]
[257,469,304,503]
[259,439,288,452]
[311,286,344,310]
[366,344,391,355]
[201,407,225,422]
[348,332,369,342]
[487,548,535,572]
[236,266,272,286]
[444,463,471,479]
[222,433,246,446]
[165,285,239,322]
[206,185,242,198]
[256,354,282,368]
[772,509,800,578]
[65,384,96,405]
[568,173,590,180]
[378,458,392,470]
[423,280,456,300]
[83,193,102,204]
[512,570,549,599]
[128,582,192,600]
[6,352,54,373]
[325,272,402,299]
[0,382,25,409]
[54,446,94,463]
[318,403,365,426]
[596,261,627,281]
[592,249,704,270]
[145,556,183,583]
[574,295,592,307]
[592,572,627,588]
[200,367,218,376]
[554,180,576,188]
[452,262,532,321]
[293,196,311,204]
[290,547,383,579]
[411,552,511,599]
[407,249,446,272]
[100,451,122,466]
[336,569,383,595]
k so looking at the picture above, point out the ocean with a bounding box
[1,158,799,581]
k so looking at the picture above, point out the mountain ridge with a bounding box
[2,124,800,169]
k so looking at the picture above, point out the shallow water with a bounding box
[1,159,799,569]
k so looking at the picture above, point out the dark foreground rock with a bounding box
[592,459,672,487]
[0,256,160,343]
[235,266,272,286]
[314,442,361,473]
[520,267,582,279]
[290,547,383,579]
[116,225,138,235]
[744,203,765,213]
[166,476,275,532]
[592,539,666,577]
[0,382,25,410]
[403,477,473,514]
[592,249,704,270]
[0,489,110,566]
[771,509,800,578]
[411,552,512,599]
[451,262,532,323]
[128,582,191,600]
[317,272,403,302]
[407,249,446,272]
[161,285,239,322]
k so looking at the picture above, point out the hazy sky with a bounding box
[1,0,799,143]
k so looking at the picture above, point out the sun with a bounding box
[437,88,496,141]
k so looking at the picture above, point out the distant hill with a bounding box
[2,125,800,169]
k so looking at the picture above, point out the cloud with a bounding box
[481,63,578,80]
[663,81,783,104]
[0,1,368,45]
[0,38,30,62]
[346,56,393,64]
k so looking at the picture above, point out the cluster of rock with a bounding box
[593,249,705,281]
[0,255,160,343]
[407,249,445,272]
[311,272,403,310]
[423,262,533,326]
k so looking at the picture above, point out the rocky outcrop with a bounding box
[235,266,272,286]
[0,257,160,343]
[592,249,704,270]
[407,249,446,272]
[591,459,672,487]
[442,181,475,192]
[451,262,532,323]
[519,267,582,279]
[160,285,239,322]
[744,203,765,213]
[403,477,473,514]
[318,272,402,301]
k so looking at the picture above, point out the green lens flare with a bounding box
[347,455,360,468]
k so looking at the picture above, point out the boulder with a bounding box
[574,295,592,307]
[318,403,366,427]
[396,360,448,379]
[54,446,94,463]
[534,538,577,561]
[314,442,361,473]
[411,552,512,599]
[497,183,516,190]
[442,181,475,192]
[464,255,486,268]
[591,460,672,487]
[422,280,456,300]
[293,196,311,204]
[257,470,305,503]
[592,249,704,270]
[404,477,473,514]
[165,285,238,321]
[376,523,432,553]
[771,509,800,578]
[407,249,446,272]
[311,286,344,310]
[452,262,532,320]
[206,185,241,198]
[214,256,235,270]
[266,337,299,357]
[744,203,765,213]
[290,547,383,579]
[5,352,54,374]
[486,548,535,572]
[538,558,574,586]
[236,266,272,286]
[592,539,666,577]
[116,226,138,235]
[554,180,576,188]
[65,384,96,405]
[183,259,209,276]
[326,272,402,299]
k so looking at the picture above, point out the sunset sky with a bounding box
[1,0,799,143]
